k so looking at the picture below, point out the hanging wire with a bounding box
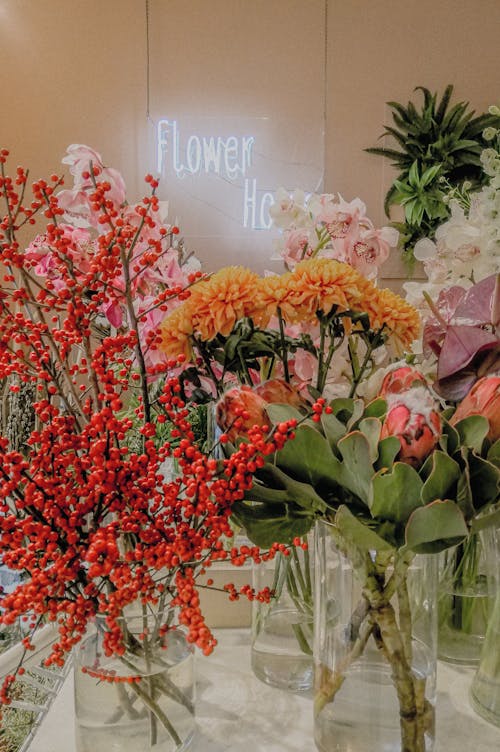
[322,0,329,192]
[145,0,153,123]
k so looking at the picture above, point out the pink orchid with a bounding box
[347,226,398,277]
[282,227,314,267]
[62,144,103,182]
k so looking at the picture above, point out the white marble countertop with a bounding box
[32,629,499,751]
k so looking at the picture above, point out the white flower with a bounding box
[268,187,308,229]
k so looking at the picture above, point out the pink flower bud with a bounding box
[381,401,441,468]
[379,366,427,397]
[450,376,500,441]
[216,386,269,444]
[254,378,304,409]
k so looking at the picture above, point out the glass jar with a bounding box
[314,518,437,752]
[251,534,314,691]
[470,523,500,727]
[74,611,195,752]
[437,532,492,665]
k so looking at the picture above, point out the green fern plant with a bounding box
[366,85,500,262]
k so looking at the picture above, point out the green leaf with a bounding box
[231,499,314,548]
[363,398,387,419]
[405,500,468,553]
[375,436,401,472]
[371,463,423,523]
[453,415,489,451]
[335,505,393,552]
[421,451,461,504]
[321,411,348,450]
[440,418,460,455]
[266,403,304,425]
[276,424,340,490]
[487,439,500,469]
[471,506,500,534]
[358,418,382,463]
[247,464,327,514]
[465,450,500,512]
[336,431,374,504]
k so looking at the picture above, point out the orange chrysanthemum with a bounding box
[363,286,421,346]
[284,258,365,322]
[186,266,268,341]
[259,272,296,322]
[159,304,195,359]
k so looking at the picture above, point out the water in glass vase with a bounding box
[251,605,314,691]
[74,627,195,752]
[314,639,435,752]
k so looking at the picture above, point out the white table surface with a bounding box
[32,628,499,751]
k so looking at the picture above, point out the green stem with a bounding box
[277,306,290,383]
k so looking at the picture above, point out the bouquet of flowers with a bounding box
[0,145,269,751]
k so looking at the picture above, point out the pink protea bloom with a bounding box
[216,386,269,444]
[379,366,428,397]
[450,376,500,441]
[381,394,441,468]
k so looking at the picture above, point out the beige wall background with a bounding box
[1,0,499,286]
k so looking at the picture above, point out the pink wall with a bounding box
[1,0,499,284]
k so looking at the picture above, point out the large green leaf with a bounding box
[336,431,373,504]
[275,424,340,490]
[370,463,423,523]
[421,451,461,504]
[453,415,489,452]
[464,450,500,511]
[335,505,393,552]
[247,463,327,514]
[231,499,314,548]
[375,436,401,472]
[266,403,305,425]
[405,500,468,553]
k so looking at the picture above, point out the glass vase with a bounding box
[437,532,492,665]
[470,523,500,727]
[74,612,195,752]
[251,534,314,691]
[314,519,437,752]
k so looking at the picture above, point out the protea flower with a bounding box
[254,378,304,408]
[450,375,500,441]
[379,366,427,396]
[216,385,269,444]
[381,391,441,468]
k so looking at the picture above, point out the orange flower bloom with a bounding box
[259,272,296,322]
[188,266,268,340]
[284,258,365,322]
[158,305,194,359]
[363,286,421,347]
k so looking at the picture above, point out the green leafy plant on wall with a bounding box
[366,85,500,264]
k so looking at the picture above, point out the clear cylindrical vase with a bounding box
[437,532,492,665]
[314,519,437,752]
[470,523,500,727]
[74,613,195,752]
[251,535,314,691]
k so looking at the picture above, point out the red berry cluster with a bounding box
[0,150,305,711]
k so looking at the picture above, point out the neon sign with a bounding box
[156,119,274,230]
